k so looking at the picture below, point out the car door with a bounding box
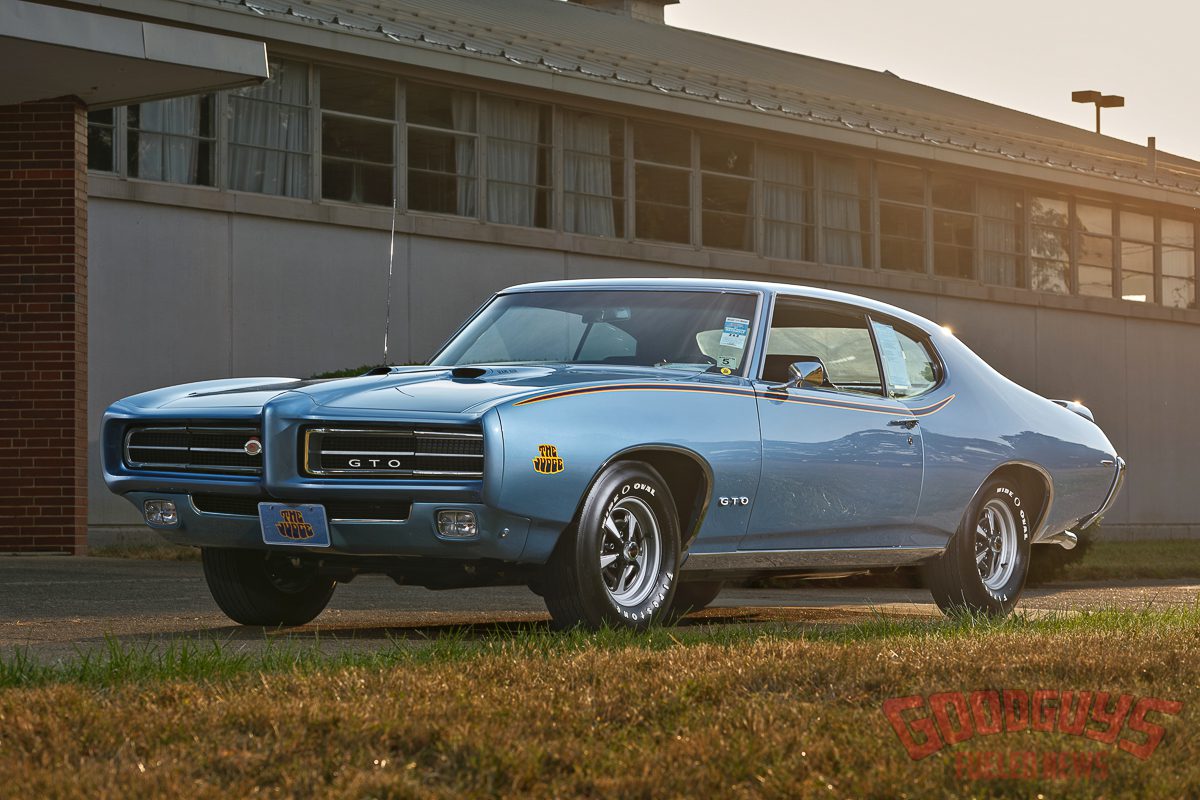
[741,297,925,551]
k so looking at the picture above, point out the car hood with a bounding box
[148,365,721,414]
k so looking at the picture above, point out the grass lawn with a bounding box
[1,610,1198,798]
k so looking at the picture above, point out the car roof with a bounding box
[502,278,942,335]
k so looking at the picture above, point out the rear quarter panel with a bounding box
[916,331,1118,542]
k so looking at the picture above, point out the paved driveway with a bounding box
[2,556,1197,662]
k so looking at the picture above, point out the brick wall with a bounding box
[0,98,88,554]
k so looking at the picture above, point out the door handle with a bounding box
[889,418,919,430]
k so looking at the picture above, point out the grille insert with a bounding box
[303,427,483,479]
[125,425,262,475]
[191,495,412,522]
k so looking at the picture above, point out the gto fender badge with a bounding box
[533,444,565,475]
[718,496,750,507]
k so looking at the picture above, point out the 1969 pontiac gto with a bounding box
[102,279,1126,629]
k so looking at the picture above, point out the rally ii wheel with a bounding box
[201,548,337,626]
[921,477,1032,617]
[542,461,681,630]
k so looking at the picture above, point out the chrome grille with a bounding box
[124,425,262,475]
[303,427,483,478]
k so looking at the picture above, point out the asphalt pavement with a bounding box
[1,556,1197,663]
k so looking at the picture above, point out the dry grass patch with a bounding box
[1,611,1198,798]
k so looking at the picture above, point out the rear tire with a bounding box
[668,580,723,619]
[201,548,336,626]
[922,477,1031,617]
[542,461,681,630]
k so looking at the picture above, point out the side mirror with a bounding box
[771,357,829,390]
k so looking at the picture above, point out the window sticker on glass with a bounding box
[719,317,750,350]
[871,321,912,392]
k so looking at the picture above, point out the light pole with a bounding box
[1072,90,1125,134]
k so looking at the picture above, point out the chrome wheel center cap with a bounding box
[623,541,641,561]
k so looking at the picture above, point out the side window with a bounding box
[762,300,883,396]
[870,319,940,397]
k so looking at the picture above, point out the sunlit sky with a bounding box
[664,0,1200,162]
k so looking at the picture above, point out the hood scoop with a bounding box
[451,366,489,381]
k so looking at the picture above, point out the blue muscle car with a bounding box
[102,279,1126,629]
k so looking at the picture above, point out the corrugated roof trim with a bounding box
[215,0,1200,196]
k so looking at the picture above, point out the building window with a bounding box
[760,146,812,261]
[932,175,975,279]
[562,111,624,238]
[1120,210,1155,302]
[980,184,1024,287]
[87,109,117,173]
[878,163,926,273]
[700,132,754,252]
[818,155,870,268]
[228,59,311,199]
[1030,195,1070,293]
[320,67,395,206]
[481,96,551,228]
[127,95,215,186]
[1162,218,1196,309]
[633,122,691,245]
[1075,203,1114,298]
[406,82,476,216]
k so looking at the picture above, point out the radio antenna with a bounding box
[382,195,397,366]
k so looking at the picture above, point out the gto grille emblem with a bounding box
[243,437,263,456]
[533,444,565,475]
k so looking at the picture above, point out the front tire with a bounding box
[201,548,336,626]
[542,461,681,630]
[922,477,1032,617]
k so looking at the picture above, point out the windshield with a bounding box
[432,290,759,374]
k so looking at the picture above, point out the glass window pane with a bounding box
[635,165,689,243]
[1163,276,1195,309]
[881,204,924,239]
[1121,270,1153,303]
[87,109,115,172]
[983,252,1023,288]
[980,184,1022,221]
[407,129,476,216]
[1031,227,1069,260]
[322,115,393,165]
[320,67,394,119]
[700,132,753,176]
[1079,233,1113,267]
[931,175,973,211]
[1031,260,1070,293]
[1031,196,1069,228]
[1121,240,1154,274]
[1163,246,1194,278]
[933,210,973,246]
[1076,203,1112,235]
[635,164,689,206]
[407,83,476,131]
[321,161,392,206]
[1121,210,1154,242]
[1078,264,1112,298]
[766,302,882,394]
[878,163,924,204]
[1162,219,1195,248]
[633,122,690,166]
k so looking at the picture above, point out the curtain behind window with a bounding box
[819,156,865,267]
[481,97,539,225]
[229,61,310,198]
[980,185,1020,286]
[761,146,808,260]
[564,113,616,237]
[135,97,201,183]
[453,94,478,217]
